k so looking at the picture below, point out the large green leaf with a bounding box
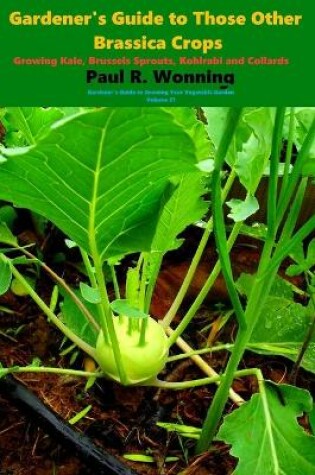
[204,107,274,193]
[0,108,208,260]
[145,172,207,300]
[151,173,207,253]
[217,383,315,475]
[238,274,315,374]
[57,107,90,118]
[250,298,315,374]
[203,107,229,151]
[165,107,211,162]
[235,108,274,194]
[60,291,100,347]
[250,294,308,345]
[5,107,64,145]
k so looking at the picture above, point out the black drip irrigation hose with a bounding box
[0,374,138,475]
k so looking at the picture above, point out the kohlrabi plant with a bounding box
[0,106,315,474]
[0,107,213,386]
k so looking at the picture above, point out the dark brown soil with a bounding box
[0,311,237,475]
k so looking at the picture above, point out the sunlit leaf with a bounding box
[203,107,229,150]
[64,239,77,249]
[235,109,274,193]
[237,274,293,300]
[204,107,274,193]
[239,223,268,240]
[197,158,214,173]
[244,274,315,373]
[226,195,259,222]
[5,107,64,144]
[0,108,207,260]
[151,173,207,253]
[79,282,101,304]
[217,383,315,475]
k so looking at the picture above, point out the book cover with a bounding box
[0,2,315,475]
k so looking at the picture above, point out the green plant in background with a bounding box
[195,108,315,474]
[0,106,315,473]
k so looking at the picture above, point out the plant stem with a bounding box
[152,368,259,390]
[266,214,315,277]
[162,168,237,329]
[138,253,147,309]
[212,171,246,330]
[110,265,121,300]
[9,262,97,360]
[248,343,297,355]
[152,375,221,390]
[281,107,295,191]
[209,108,246,331]
[93,254,127,385]
[80,249,98,288]
[166,222,242,347]
[49,285,59,313]
[166,328,244,405]
[276,115,315,227]
[279,177,308,241]
[195,239,277,453]
[166,343,234,362]
[139,254,149,346]
[138,317,148,347]
[167,339,300,364]
[196,107,282,453]
[17,246,99,331]
[266,107,286,240]
[1,366,103,379]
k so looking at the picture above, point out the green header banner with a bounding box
[1,0,313,106]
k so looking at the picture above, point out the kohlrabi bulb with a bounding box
[95,316,169,385]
